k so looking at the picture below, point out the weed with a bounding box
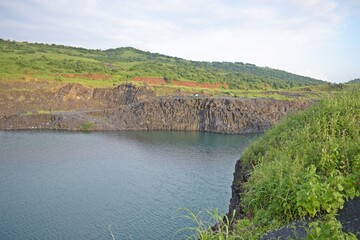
[306,214,357,240]
[78,122,93,131]
[187,86,360,239]
[178,208,238,240]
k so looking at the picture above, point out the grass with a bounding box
[148,83,332,101]
[1,39,327,95]
[78,122,93,131]
[241,85,359,219]
[307,214,357,240]
[178,209,237,240]
[184,84,360,239]
[51,77,115,88]
[24,110,72,115]
[0,40,338,100]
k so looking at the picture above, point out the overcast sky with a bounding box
[1,0,359,82]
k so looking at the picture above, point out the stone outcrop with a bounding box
[110,97,310,134]
[50,83,156,110]
[228,159,251,219]
[0,83,312,133]
[0,82,155,116]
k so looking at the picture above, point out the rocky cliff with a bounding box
[110,97,310,133]
[0,83,311,133]
[228,158,252,219]
[0,82,155,116]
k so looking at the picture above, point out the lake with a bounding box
[0,130,259,239]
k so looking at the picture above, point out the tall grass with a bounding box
[184,85,360,239]
[241,85,360,225]
[178,209,237,240]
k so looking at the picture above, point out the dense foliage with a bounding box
[348,78,360,84]
[186,85,360,239]
[241,86,359,222]
[0,39,324,90]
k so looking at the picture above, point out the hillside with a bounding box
[0,39,325,92]
[235,85,360,237]
[348,78,360,84]
[186,85,359,239]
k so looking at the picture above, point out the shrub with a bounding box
[306,214,357,240]
[241,86,360,224]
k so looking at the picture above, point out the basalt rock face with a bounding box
[50,83,156,111]
[0,83,311,133]
[110,97,310,134]
[228,159,253,220]
[91,83,156,107]
[0,82,155,116]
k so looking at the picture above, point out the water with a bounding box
[0,130,259,240]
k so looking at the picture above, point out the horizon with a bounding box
[1,0,359,83]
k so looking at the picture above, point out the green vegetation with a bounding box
[3,39,358,238]
[185,85,360,239]
[307,214,357,240]
[348,78,360,84]
[179,209,237,240]
[78,122,93,131]
[0,39,325,92]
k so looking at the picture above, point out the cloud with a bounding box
[0,0,359,82]
[0,0,344,46]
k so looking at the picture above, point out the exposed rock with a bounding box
[228,159,251,219]
[49,83,156,111]
[91,83,156,107]
[0,83,312,134]
[110,97,309,134]
[0,82,155,116]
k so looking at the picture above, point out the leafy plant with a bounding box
[176,86,359,239]
[241,86,360,224]
[295,166,358,217]
[306,214,357,240]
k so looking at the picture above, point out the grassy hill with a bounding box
[0,39,325,92]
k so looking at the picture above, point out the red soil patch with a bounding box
[60,73,112,81]
[132,77,229,89]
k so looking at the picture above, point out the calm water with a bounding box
[0,130,259,240]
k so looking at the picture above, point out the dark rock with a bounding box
[0,83,312,133]
[109,97,309,134]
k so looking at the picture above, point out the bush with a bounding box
[306,214,357,240]
[241,86,360,224]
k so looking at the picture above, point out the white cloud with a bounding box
[0,0,359,82]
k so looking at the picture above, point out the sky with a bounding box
[0,0,359,83]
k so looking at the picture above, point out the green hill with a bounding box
[0,39,325,90]
[348,78,360,84]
